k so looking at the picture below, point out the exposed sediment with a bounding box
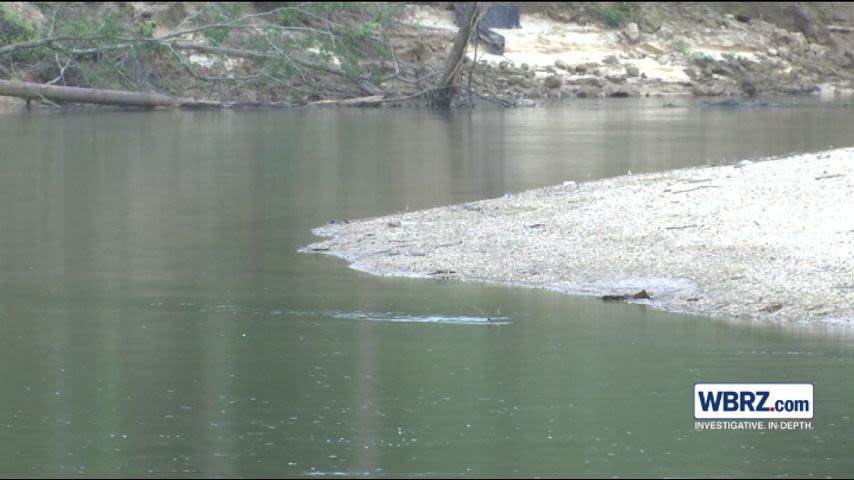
[303,149,854,327]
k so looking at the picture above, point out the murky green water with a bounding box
[1,99,853,478]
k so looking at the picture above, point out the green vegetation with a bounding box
[594,3,633,28]
[0,2,404,102]
[670,41,720,64]
[0,5,42,66]
[691,51,715,63]
[0,5,37,46]
[671,40,690,55]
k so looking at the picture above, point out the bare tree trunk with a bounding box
[0,79,220,108]
[431,2,483,109]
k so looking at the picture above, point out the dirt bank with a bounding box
[303,148,854,328]
[5,2,854,109]
[398,3,854,103]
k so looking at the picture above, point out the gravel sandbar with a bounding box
[303,149,854,327]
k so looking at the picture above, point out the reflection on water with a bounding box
[1,99,853,477]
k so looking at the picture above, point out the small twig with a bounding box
[48,7,59,38]
[467,31,479,107]
[665,224,701,230]
[260,72,305,95]
[474,92,513,108]
[158,5,336,42]
[381,28,400,81]
[173,8,206,32]
[428,269,457,275]
[104,54,139,90]
[374,87,436,104]
[668,185,722,194]
[46,54,73,85]
[37,93,63,109]
[261,31,307,82]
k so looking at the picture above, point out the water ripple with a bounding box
[324,310,510,325]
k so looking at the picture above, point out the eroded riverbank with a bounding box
[304,148,854,327]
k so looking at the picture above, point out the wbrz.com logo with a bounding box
[694,383,813,419]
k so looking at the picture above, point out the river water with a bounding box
[1,99,853,477]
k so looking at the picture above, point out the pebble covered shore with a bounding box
[304,149,854,327]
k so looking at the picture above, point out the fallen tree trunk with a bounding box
[0,79,221,108]
[309,95,386,107]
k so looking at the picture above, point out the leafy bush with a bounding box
[691,51,714,63]
[594,3,632,28]
[0,5,36,45]
[0,2,406,101]
[671,40,690,55]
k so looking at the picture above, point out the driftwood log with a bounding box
[0,79,220,108]
[601,290,652,302]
